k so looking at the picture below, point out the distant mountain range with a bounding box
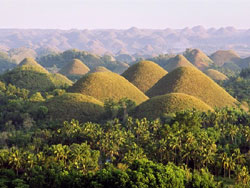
[1,26,250,57]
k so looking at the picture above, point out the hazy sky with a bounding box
[0,0,250,29]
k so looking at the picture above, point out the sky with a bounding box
[0,0,250,29]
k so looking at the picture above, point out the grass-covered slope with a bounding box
[19,58,49,73]
[89,66,111,73]
[59,59,90,76]
[133,93,213,120]
[122,60,167,93]
[68,72,148,104]
[1,63,72,92]
[210,50,240,66]
[164,55,195,72]
[204,69,228,81]
[146,67,237,108]
[183,48,213,70]
[45,93,104,122]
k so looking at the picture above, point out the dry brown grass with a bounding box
[204,69,228,81]
[122,60,167,93]
[45,93,104,122]
[163,55,195,72]
[146,67,237,108]
[68,72,148,104]
[59,59,90,76]
[133,93,213,120]
[210,50,240,66]
[89,66,111,73]
[184,49,213,70]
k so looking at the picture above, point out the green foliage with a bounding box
[29,92,45,102]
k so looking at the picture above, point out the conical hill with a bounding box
[59,59,90,76]
[122,60,167,93]
[146,67,237,108]
[1,63,72,91]
[210,50,240,66]
[68,72,149,104]
[19,57,49,73]
[133,93,213,120]
[45,93,104,122]
[90,66,111,73]
[204,69,228,81]
[183,48,213,70]
[164,55,195,72]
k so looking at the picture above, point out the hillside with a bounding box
[133,93,213,120]
[59,59,90,76]
[146,67,237,108]
[210,50,240,66]
[1,63,72,91]
[204,69,228,81]
[19,57,49,73]
[89,66,111,73]
[122,60,167,93]
[68,72,148,104]
[45,93,104,122]
[163,55,195,72]
[183,48,213,70]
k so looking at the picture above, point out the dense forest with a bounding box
[0,48,249,188]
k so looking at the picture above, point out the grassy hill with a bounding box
[210,50,240,66]
[59,59,90,76]
[122,60,167,93]
[163,55,195,72]
[183,48,213,70]
[146,67,237,108]
[89,66,111,73]
[19,58,49,73]
[204,69,228,81]
[1,63,72,92]
[133,93,213,120]
[68,72,148,104]
[45,93,104,122]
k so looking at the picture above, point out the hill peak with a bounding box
[146,67,237,108]
[59,58,90,76]
[122,60,167,93]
